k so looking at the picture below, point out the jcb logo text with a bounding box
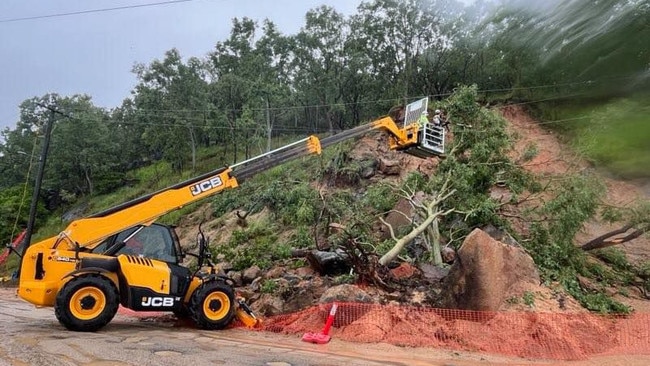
[190,176,223,196]
[141,297,174,307]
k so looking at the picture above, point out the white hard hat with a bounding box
[435,109,441,114]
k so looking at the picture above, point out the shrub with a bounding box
[213,221,290,270]
[363,183,398,213]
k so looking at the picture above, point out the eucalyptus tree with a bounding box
[209,18,261,161]
[0,98,43,190]
[349,0,465,103]
[132,48,210,171]
[106,98,149,169]
[45,95,119,198]
[252,20,296,152]
[291,6,350,132]
[1,94,120,208]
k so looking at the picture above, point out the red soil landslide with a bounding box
[261,107,650,361]
[501,105,650,264]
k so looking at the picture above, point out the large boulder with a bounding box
[319,284,374,327]
[379,198,413,240]
[319,284,373,304]
[252,294,284,316]
[378,158,402,175]
[242,265,262,284]
[439,228,540,312]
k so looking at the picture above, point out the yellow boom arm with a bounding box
[49,135,321,251]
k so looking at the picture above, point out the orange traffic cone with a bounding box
[302,303,338,344]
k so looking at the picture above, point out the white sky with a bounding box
[0,0,364,131]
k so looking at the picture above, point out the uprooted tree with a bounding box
[378,174,456,266]
[309,85,642,314]
[328,86,533,277]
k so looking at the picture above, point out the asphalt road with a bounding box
[3,288,648,366]
[0,288,483,366]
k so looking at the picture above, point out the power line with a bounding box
[0,0,195,24]
[10,73,638,120]
[33,92,614,128]
[81,74,638,116]
[9,75,643,132]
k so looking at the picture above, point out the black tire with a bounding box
[173,305,191,319]
[189,281,235,330]
[54,274,119,332]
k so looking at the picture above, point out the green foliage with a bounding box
[522,291,535,307]
[213,221,290,270]
[593,248,632,273]
[256,181,319,225]
[430,86,528,242]
[130,161,174,188]
[521,143,539,162]
[212,186,253,218]
[363,183,398,213]
[562,277,631,314]
[211,156,320,226]
[289,258,307,270]
[260,279,279,294]
[0,186,32,245]
[333,273,357,285]
[403,172,428,193]
[288,227,314,249]
[374,238,397,257]
[521,174,636,313]
[526,174,603,277]
[639,261,650,279]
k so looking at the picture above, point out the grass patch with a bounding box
[530,94,650,178]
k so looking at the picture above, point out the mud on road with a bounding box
[0,288,494,366]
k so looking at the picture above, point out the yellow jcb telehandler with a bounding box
[17,97,444,332]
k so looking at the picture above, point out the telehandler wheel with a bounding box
[173,305,191,319]
[54,274,119,332]
[189,281,235,330]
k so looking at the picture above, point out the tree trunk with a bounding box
[378,187,456,266]
[428,218,443,266]
[379,209,440,266]
[188,124,197,171]
[230,126,237,164]
[83,167,93,195]
[265,97,272,152]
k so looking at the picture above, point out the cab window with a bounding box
[95,224,177,263]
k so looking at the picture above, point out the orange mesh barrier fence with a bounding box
[261,303,650,361]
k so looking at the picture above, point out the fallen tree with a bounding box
[378,175,456,266]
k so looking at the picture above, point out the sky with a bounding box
[0,0,365,132]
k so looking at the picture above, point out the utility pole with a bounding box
[16,106,56,277]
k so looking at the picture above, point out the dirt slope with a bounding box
[501,105,649,264]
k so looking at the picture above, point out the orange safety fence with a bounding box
[260,302,650,361]
[0,230,25,266]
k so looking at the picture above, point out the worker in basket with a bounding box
[433,109,450,131]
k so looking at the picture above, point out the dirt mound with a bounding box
[263,302,646,360]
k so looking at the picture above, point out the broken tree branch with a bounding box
[580,223,649,251]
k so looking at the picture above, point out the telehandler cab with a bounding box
[17,97,444,332]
